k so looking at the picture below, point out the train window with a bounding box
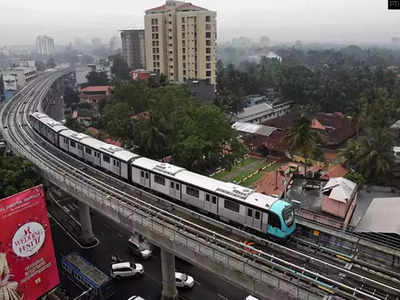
[141,171,144,177]
[247,209,253,217]
[145,173,149,179]
[85,148,92,155]
[255,211,261,220]
[63,137,68,143]
[115,160,120,167]
[176,184,180,190]
[224,199,239,213]
[155,174,165,185]
[170,182,174,188]
[70,141,76,148]
[206,194,210,202]
[268,212,281,229]
[186,186,199,198]
[212,196,217,204]
[103,155,110,163]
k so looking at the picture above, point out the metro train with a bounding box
[29,112,296,240]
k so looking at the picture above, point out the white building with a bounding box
[234,101,292,124]
[2,67,37,90]
[36,35,55,56]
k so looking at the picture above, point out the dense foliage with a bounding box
[0,156,41,198]
[86,71,109,86]
[96,81,245,173]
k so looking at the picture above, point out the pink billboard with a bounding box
[0,185,60,300]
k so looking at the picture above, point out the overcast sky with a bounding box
[0,0,399,46]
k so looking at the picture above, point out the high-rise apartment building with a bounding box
[36,35,55,56]
[120,29,146,69]
[145,0,217,85]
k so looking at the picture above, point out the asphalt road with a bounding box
[50,200,250,300]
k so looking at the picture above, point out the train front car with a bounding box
[268,199,296,240]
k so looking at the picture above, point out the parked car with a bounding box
[246,296,259,300]
[110,262,144,279]
[128,296,146,300]
[175,272,194,288]
[128,236,152,259]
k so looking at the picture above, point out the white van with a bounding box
[111,262,144,279]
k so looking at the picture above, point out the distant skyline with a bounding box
[0,0,399,46]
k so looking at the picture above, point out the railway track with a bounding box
[1,70,399,300]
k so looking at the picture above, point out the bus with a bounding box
[61,253,115,299]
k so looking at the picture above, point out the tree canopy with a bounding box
[86,71,109,86]
[97,81,245,173]
[0,157,41,198]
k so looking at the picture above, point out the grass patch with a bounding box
[212,157,261,181]
[239,162,283,187]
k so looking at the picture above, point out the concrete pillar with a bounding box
[79,202,96,246]
[161,249,178,300]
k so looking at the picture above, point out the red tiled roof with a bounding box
[176,3,207,11]
[87,127,99,136]
[322,164,349,179]
[130,111,150,121]
[81,86,112,93]
[311,118,325,130]
[254,170,288,198]
[105,138,121,147]
[146,4,169,12]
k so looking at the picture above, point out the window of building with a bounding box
[70,141,76,148]
[157,55,160,60]
[206,32,211,38]
[153,62,157,68]
[182,17,185,23]
[182,55,186,60]
[206,71,211,77]
[206,16,211,22]
[155,174,165,185]
[183,63,186,68]
[206,48,211,54]
[206,63,211,69]
[206,24,211,30]
[169,36,172,40]
[206,56,211,61]
[182,33,185,38]
[182,48,186,53]
[183,70,186,75]
[182,25,185,31]
[224,199,240,213]
[206,40,211,46]
[186,186,199,198]
[103,155,110,163]
[153,55,156,60]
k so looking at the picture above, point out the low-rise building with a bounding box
[79,86,112,105]
[234,101,292,124]
[321,177,357,219]
[130,69,151,81]
[2,67,37,90]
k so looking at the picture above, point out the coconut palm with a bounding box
[284,113,321,175]
[357,128,394,182]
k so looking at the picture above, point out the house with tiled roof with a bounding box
[321,164,349,180]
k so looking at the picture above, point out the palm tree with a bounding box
[284,113,321,176]
[357,128,394,182]
[138,115,168,159]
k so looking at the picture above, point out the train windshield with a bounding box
[282,205,294,227]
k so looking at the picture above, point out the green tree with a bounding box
[0,157,41,198]
[86,71,109,86]
[284,113,321,174]
[63,87,80,108]
[357,128,394,182]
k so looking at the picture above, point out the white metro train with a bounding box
[30,112,296,240]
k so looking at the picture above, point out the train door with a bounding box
[140,170,150,188]
[246,208,262,231]
[93,151,101,166]
[112,159,120,176]
[205,194,218,214]
[169,181,180,200]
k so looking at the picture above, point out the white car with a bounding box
[128,296,146,300]
[246,296,259,300]
[111,262,144,279]
[128,236,152,259]
[175,272,194,288]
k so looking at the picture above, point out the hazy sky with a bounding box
[0,0,399,46]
